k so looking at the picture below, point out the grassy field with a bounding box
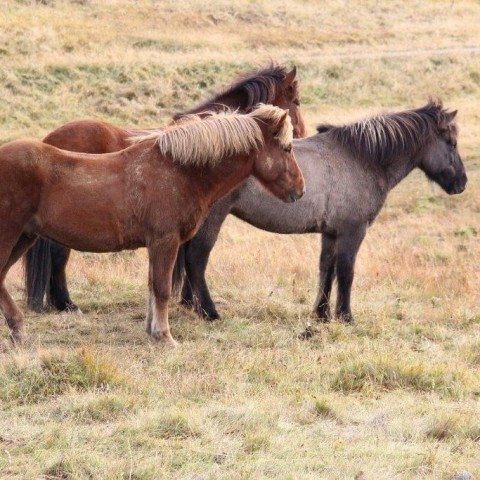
[1,1,480,479]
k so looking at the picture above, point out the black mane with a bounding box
[316,100,454,164]
[174,65,290,119]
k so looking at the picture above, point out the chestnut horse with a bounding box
[172,100,467,322]
[0,105,304,345]
[24,65,306,312]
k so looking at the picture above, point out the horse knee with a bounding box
[151,285,171,304]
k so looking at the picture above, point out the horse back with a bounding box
[43,119,130,154]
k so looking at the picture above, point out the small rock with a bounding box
[452,471,472,480]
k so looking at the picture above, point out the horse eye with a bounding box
[283,145,292,153]
[293,99,300,106]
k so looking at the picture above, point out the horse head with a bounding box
[251,105,305,203]
[276,66,308,139]
[174,65,308,139]
[419,103,467,195]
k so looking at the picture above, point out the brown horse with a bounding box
[24,65,306,312]
[1,105,304,345]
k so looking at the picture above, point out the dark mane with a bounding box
[173,65,293,119]
[316,124,334,134]
[317,100,455,164]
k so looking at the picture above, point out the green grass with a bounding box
[330,355,471,398]
[0,349,126,406]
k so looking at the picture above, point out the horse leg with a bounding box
[147,239,179,346]
[48,243,79,312]
[184,234,220,320]
[334,226,367,323]
[182,199,232,320]
[1,234,38,343]
[24,238,50,312]
[179,244,194,308]
[313,233,337,322]
[145,291,154,335]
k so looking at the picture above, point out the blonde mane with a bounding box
[131,104,292,167]
[249,103,293,149]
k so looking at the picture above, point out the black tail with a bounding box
[172,242,187,296]
[23,238,53,312]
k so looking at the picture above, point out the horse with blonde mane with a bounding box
[24,65,306,313]
[0,105,304,345]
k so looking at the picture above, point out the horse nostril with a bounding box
[289,187,304,202]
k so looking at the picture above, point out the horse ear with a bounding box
[284,66,297,86]
[439,109,458,130]
[445,110,458,123]
[273,110,289,137]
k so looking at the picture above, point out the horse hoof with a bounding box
[338,314,355,324]
[29,303,45,313]
[180,298,194,309]
[150,331,179,347]
[9,331,27,347]
[166,337,179,348]
[202,310,220,321]
[62,303,81,315]
[313,306,331,323]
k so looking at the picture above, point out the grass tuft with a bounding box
[68,394,135,423]
[330,356,469,397]
[133,411,202,440]
[425,412,480,441]
[0,348,126,406]
[314,398,341,422]
[243,432,271,454]
[43,455,96,480]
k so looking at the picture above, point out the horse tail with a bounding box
[172,242,187,296]
[23,238,52,312]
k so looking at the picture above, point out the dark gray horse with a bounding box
[173,100,467,322]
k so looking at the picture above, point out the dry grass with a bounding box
[1,0,480,478]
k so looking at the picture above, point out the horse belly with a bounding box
[38,219,132,252]
[35,201,140,252]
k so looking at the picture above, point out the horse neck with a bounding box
[193,153,254,206]
[381,154,420,191]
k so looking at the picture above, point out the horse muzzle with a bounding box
[288,187,305,203]
[448,176,467,195]
[451,184,466,194]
